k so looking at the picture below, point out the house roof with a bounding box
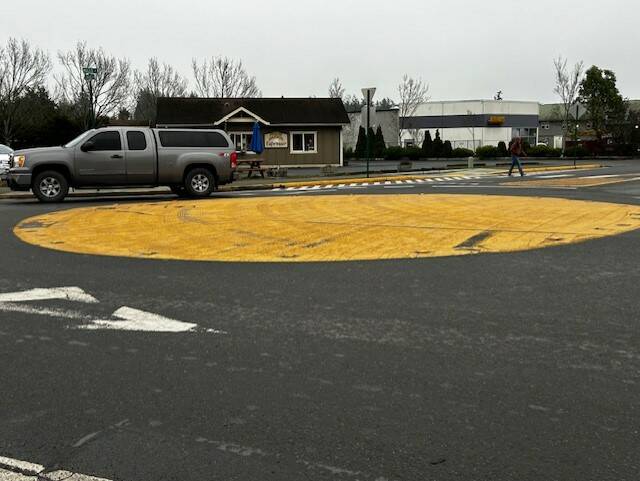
[156,97,350,126]
[540,100,640,122]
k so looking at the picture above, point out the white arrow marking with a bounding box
[0,287,98,304]
[0,303,89,320]
[81,306,200,333]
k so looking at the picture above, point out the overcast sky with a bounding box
[1,0,638,103]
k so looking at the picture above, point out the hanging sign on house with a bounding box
[265,132,288,148]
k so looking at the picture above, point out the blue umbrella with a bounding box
[249,122,264,154]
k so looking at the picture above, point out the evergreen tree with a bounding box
[432,130,444,157]
[421,130,433,157]
[374,125,386,158]
[355,126,367,158]
[367,127,376,158]
[442,140,453,158]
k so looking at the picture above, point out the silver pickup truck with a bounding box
[4,127,238,202]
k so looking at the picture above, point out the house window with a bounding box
[512,127,537,146]
[291,132,317,154]
[229,132,253,152]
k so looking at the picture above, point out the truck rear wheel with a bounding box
[32,170,69,203]
[184,168,216,198]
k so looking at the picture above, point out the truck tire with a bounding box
[184,168,216,198]
[32,170,69,203]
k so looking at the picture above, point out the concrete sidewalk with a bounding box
[0,164,603,200]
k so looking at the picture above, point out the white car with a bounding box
[0,144,13,174]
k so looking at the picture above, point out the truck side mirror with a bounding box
[81,141,95,152]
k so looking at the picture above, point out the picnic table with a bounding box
[235,157,267,179]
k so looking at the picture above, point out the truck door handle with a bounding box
[111,154,123,159]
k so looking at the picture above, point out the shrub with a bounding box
[497,141,508,157]
[451,147,475,158]
[475,145,501,159]
[564,145,591,158]
[344,147,355,160]
[384,146,423,160]
[384,146,405,160]
[405,146,423,160]
[612,144,635,156]
[527,145,562,158]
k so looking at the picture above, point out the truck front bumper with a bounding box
[4,169,32,191]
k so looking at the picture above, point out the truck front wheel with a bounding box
[32,170,69,203]
[184,168,216,198]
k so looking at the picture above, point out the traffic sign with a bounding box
[361,87,376,100]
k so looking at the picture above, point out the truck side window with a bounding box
[89,131,122,151]
[127,131,147,151]
[158,131,229,148]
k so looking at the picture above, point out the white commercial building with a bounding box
[400,100,540,150]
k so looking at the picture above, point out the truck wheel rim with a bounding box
[191,174,210,193]
[40,177,61,198]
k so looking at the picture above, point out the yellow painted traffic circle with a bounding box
[14,195,640,263]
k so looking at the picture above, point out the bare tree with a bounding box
[0,38,51,145]
[192,57,260,98]
[398,74,430,144]
[554,56,584,154]
[328,77,345,99]
[56,42,131,129]
[134,57,188,123]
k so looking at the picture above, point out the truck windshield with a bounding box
[64,130,94,148]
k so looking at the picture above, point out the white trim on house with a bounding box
[213,107,271,126]
[339,129,344,166]
[290,131,318,154]
[229,131,254,151]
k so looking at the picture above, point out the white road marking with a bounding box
[533,174,573,179]
[0,303,88,320]
[0,457,45,476]
[80,307,200,333]
[0,287,98,304]
[0,456,112,481]
[584,174,621,179]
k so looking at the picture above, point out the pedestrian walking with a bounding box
[509,137,527,177]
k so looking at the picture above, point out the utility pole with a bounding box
[362,88,376,178]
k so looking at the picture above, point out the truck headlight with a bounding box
[14,155,26,167]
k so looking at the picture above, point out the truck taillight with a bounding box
[230,151,238,169]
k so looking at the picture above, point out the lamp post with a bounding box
[361,88,376,178]
[83,67,98,128]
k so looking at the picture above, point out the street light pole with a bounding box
[574,103,579,168]
[83,67,98,129]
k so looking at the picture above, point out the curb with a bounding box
[0,164,604,200]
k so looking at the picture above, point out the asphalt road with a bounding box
[1,163,639,481]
